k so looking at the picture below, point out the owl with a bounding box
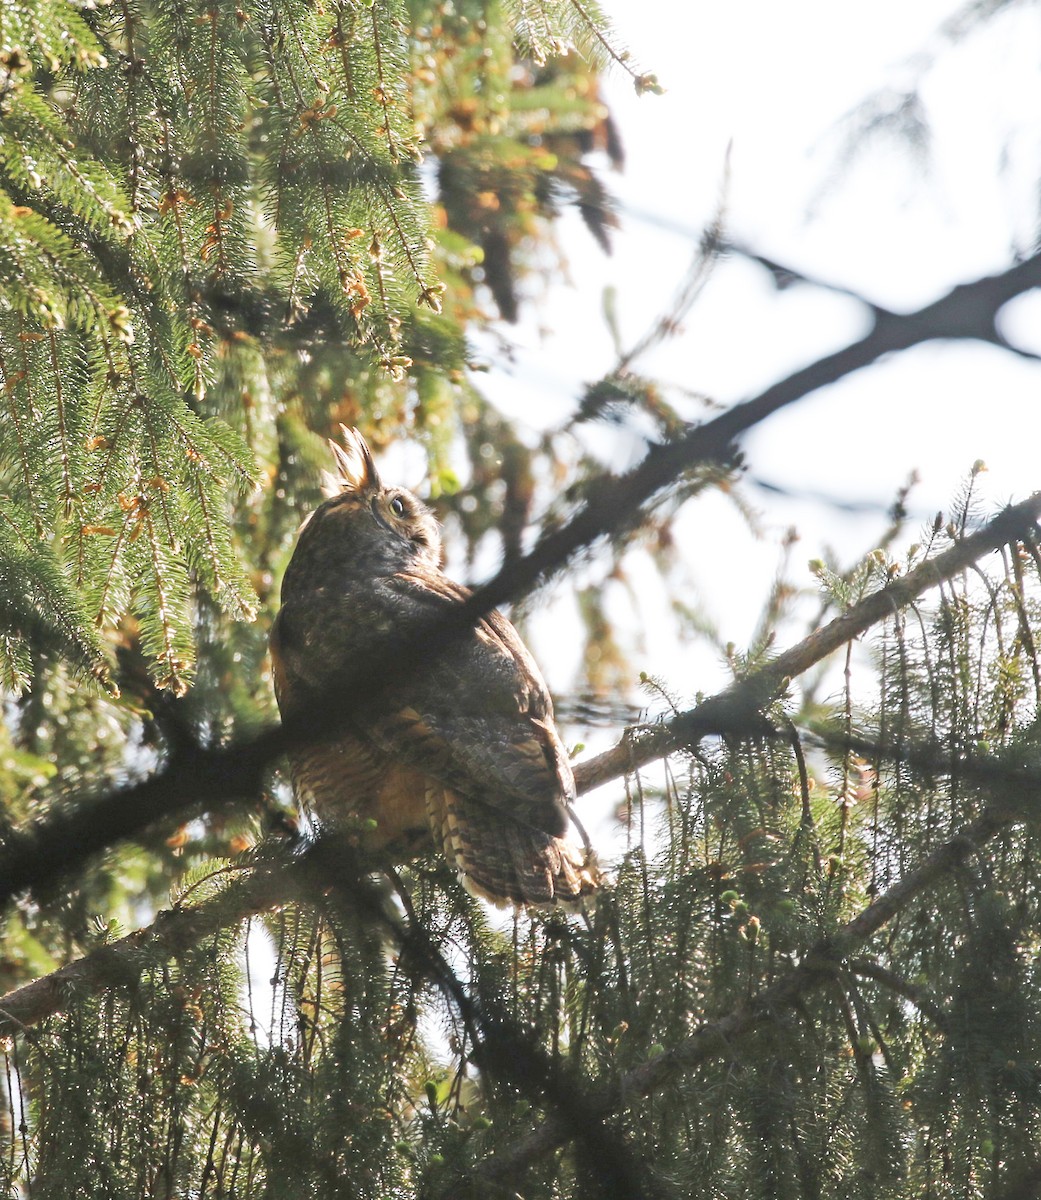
[270,427,599,907]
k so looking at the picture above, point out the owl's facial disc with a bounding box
[373,489,440,557]
[368,495,396,534]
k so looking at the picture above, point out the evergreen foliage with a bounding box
[1,1,1041,1198]
[0,0,629,696]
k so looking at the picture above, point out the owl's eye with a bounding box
[389,496,406,518]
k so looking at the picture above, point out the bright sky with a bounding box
[478,0,1041,703]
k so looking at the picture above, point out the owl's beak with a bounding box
[328,425,382,494]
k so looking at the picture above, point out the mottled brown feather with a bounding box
[271,428,599,906]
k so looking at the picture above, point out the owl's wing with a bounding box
[270,603,339,708]
[361,569,575,839]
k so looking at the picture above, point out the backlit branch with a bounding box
[0,253,1039,907]
[574,489,1041,794]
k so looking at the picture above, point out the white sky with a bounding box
[475,0,1041,708]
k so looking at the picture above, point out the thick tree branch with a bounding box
[0,254,1039,907]
[0,856,298,1036]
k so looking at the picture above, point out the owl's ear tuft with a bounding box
[327,426,382,495]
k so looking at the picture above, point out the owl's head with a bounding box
[292,427,442,576]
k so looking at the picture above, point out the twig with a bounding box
[847,957,950,1031]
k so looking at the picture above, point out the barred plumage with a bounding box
[270,427,599,907]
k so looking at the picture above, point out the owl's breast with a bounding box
[290,733,432,854]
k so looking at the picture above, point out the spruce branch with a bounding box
[473,801,1015,1186]
[0,835,661,1200]
[574,489,1041,794]
[0,862,290,1037]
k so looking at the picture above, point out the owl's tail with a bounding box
[427,785,600,908]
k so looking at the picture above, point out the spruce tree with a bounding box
[2,2,1041,1198]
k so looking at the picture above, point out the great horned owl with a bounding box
[270,427,599,907]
